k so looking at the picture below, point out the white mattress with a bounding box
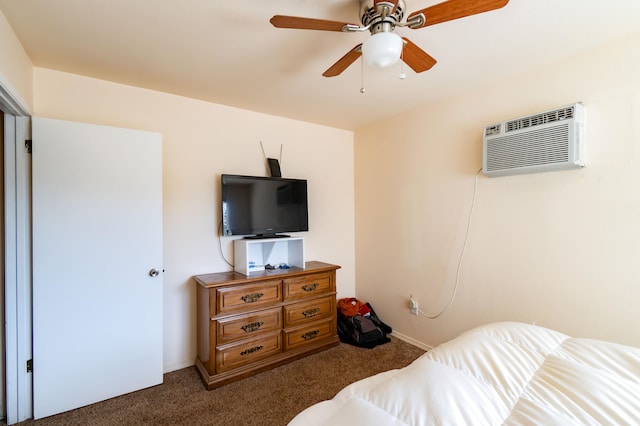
[288,322,640,425]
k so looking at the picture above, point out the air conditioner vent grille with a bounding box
[485,124,570,171]
[482,103,584,177]
[505,106,575,133]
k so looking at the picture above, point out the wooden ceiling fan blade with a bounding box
[401,37,437,73]
[270,15,358,32]
[323,45,362,77]
[407,0,509,29]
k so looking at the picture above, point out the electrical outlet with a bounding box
[409,296,419,316]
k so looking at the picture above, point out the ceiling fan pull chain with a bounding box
[360,56,366,94]
[399,44,406,80]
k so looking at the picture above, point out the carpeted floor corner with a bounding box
[12,336,425,426]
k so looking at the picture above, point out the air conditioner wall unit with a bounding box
[482,103,585,177]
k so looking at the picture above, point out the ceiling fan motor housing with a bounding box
[359,0,406,34]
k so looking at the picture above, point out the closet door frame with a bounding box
[1,79,32,425]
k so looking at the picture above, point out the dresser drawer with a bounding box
[216,307,283,345]
[283,272,333,300]
[216,280,282,315]
[284,296,334,327]
[216,331,282,373]
[284,318,334,351]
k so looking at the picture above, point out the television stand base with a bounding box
[244,234,290,239]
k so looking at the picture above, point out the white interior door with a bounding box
[31,117,163,419]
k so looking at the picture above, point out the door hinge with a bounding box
[26,359,33,373]
[25,139,32,154]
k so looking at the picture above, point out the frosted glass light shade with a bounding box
[361,32,403,68]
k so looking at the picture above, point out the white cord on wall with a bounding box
[419,168,482,319]
[218,220,233,267]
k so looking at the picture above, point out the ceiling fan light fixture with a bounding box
[361,31,403,68]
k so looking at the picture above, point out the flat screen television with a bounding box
[221,174,309,238]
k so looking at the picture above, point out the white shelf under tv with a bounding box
[233,237,305,275]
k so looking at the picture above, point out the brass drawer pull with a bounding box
[302,308,319,318]
[301,330,319,341]
[241,321,264,333]
[301,283,319,292]
[240,345,263,356]
[241,292,264,303]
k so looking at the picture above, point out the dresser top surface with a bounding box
[193,261,340,288]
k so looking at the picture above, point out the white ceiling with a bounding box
[1,0,640,130]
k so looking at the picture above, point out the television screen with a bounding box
[221,174,309,238]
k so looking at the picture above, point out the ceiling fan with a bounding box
[270,0,509,77]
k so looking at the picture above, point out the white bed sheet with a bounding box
[288,322,640,426]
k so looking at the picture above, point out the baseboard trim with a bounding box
[391,331,433,351]
[163,359,194,374]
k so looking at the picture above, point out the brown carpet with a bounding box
[14,337,425,426]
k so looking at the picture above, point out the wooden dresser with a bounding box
[193,261,341,389]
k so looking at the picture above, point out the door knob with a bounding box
[148,268,160,277]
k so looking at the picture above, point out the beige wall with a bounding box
[355,33,640,349]
[33,68,355,371]
[0,9,32,112]
[5,5,640,374]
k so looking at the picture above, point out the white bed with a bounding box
[288,321,640,425]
